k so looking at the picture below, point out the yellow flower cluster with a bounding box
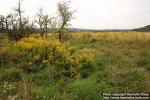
[14,36,72,66]
[13,36,95,78]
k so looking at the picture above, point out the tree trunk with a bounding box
[45,24,48,38]
[59,31,62,42]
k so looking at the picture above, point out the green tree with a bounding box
[57,1,75,41]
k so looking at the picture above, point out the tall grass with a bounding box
[0,32,150,99]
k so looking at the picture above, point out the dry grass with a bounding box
[0,32,150,99]
[71,32,150,42]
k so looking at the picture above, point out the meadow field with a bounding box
[0,32,150,99]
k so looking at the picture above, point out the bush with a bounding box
[15,36,95,79]
[72,49,95,78]
[15,37,71,72]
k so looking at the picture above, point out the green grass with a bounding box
[0,32,150,99]
[0,68,22,82]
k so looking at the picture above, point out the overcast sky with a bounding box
[0,0,150,29]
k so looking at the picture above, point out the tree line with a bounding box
[0,0,74,41]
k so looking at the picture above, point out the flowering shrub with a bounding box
[72,49,95,78]
[15,37,70,72]
[14,36,95,78]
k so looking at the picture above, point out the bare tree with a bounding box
[57,1,75,41]
[6,13,19,40]
[43,15,49,37]
[35,8,53,38]
[8,0,29,40]
[50,18,58,33]
[4,15,11,31]
[13,0,24,34]
[0,15,5,32]
[30,21,36,34]
[35,8,45,37]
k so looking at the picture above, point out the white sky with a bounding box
[0,0,150,29]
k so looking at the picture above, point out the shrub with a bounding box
[15,36,95,78]
[72,49,95,78]
[15,37,71,72]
